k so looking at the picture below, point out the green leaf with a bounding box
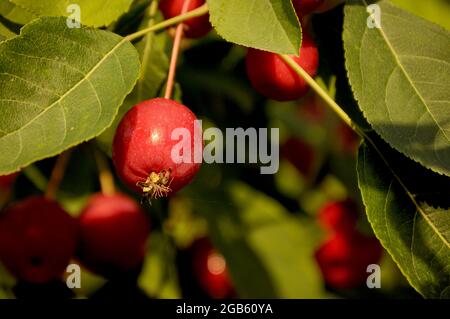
[206,0,301,54]
[0,0,36,25]
[0,17,140,174]
[344,0,450,177]
[390,0,450,30]
[138,232,181,298]
[188,174,326,298]
[10,0,133,27]
[357,140,450,298]
[0,21,15,39]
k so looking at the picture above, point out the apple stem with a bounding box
[93,147,115,196]
[164,0,193,100]
[126,3,208,42]
[45,150,72,200]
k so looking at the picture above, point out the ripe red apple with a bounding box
[77,193,150,277]
[246,31,319,101]
[112,98,202,201]
[191,238,235,298]
[159,0,212,38]
[315,231,383,289]
[0,197,78,284]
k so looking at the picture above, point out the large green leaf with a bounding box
[0,21,15,39]
[0,0,35,25]
[206,0,302,55]
[0,17,140,174]
[344,0,450,177]
[357,140,450,298]
[10,0,133,27]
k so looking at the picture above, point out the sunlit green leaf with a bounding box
[0,17,140,174]
[344,0,450,176]
[206,0,302,54]
[358,140,450,298]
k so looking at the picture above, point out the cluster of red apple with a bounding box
[0,175,150,284]
[0,175,232,298]
[0,0,364,296]
[315,199,383,289]
[112,0,334,202]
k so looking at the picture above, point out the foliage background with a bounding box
[0,0,449,299]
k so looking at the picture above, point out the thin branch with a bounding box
[125,3,208,42]
[93,147,115,196]
[164,0,192,99]
[280,54,359,135]
[45,150,72,200]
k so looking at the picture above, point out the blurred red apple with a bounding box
[191,238,235,298]
[315,231,383,289]
[318,199,358,233]
[0,197,78,284]
[77,193,150,277]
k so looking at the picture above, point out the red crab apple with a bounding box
[112,98,202,201]
[246,31,319,101]
[315,231,383,289]
[192,238,235,299]
[318,199,358,233]
[0,197,78,284]
[159,0,212,38]
[292,0,325,18]
[77,193,150,276]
